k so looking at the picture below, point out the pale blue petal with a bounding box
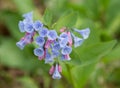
[61,46,72,55]
[74,28,90,39]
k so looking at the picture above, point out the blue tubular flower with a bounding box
[39,28,48,37]
[45,49,54,63]
[52,49,60,58]
[72,33,84,47]
[60,32,69,40]
[53,42,61,50]
[34,20,43,31]
[47,30,58,40]
[16,39,27,50]
[22,12,33,20]
[52,64,61,79]
[18,21,25,32]
[24,22,34,33]
[58,37,68,48]
[34,48,44,57]
[74,28,90,39]
[61,46,72,55]
[60,54,71,61]
[35,36,45,46]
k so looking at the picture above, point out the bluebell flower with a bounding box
[58,38,68,48]
[72,33,84,47]
[35,36,45,46]
[34,20,43,31]
[47,30,58,40]
[39,28,48,37]
[52,42,61,50]
[22,12,33,20]
[59,32,69,41]
[34,48,44,57]
[74,28,90,39]
[61,46,72,55]
[18,21,25,32]
[52,64,61,79]
[16,39,27,50]
[45,49,54,63]
[52,49,60,58]
[24,22,34,33]
[60,54,71,61]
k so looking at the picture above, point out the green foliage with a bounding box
[43,9,53,28]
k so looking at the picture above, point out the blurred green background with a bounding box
[0,0,120,88]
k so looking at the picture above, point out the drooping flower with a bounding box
[18,21,25,32]
[34,20,43,31]
[74,28,90,39]
[34,48,44,57]
[60,54,71,61]
[35,36,45,46]
[24,22,34,33]
[45,49,54,63]
[16,32,34,50]
[52,64,61,79]
[47,30,58,40]
[39,28,48,37]
[61,45,72,55]
[72,33,84,47]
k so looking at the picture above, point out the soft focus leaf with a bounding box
[43,9,53,28]
[54,12,78,31]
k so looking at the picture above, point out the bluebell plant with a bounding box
[16,12,90,79]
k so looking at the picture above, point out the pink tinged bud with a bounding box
[38,55,44,60]
[65,54,71,60]
[45,40,54,48]
[58,65,62,72]
[67,32,73,46]
[60,27,66,32]
[49,66,55,75]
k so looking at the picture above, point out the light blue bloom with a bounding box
[34,48,44,57]
[53,42,61,50]
[61,46,72,55]
[24,22,34,33]
[52,49,60,58]
[22,12,33,20]
[16,39,27,50]
[39,28,48,37]
[18,21,25,32]
[74,28,90,39]
[47,30,58,40]
[58,37,68,48]
[60,54,71,61]
[72,33,84,47]
[34,20,43,31]
[35,36,45,46]
[59,32,68,41]
[45,49,54,63]
[52,64,61,79]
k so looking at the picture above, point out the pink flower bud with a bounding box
[67,31,73,46]
[60,27,66,32]
[58,65,62,72]
[49,66,55,75]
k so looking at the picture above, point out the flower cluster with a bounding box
[16,12,90,79]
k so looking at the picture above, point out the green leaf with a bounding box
[17,76,38,88]
[103,44,120,63]
[0,10,23,40]
[62,40,116,88]
[12,0,35,14]
[0,38,49,72]
[54,12,78,31]
[43,9,53,28]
